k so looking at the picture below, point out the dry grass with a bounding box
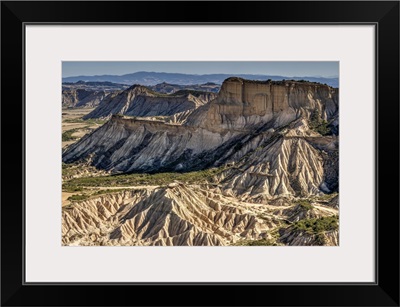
[62,108,104,148]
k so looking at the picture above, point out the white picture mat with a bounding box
[25,25,375,283]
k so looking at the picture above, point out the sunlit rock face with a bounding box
[83,84,216,119]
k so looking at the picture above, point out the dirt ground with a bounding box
[62,108,103,148]
[62,108,105,205]
[62,191,75,207]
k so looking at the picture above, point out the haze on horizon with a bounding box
[62,61,339,78]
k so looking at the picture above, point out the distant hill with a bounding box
[62,71,339,88]
[62,80,129,91]
[149,82,220,94]
[62,81,129,108]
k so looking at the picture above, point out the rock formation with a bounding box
[64,78,338,195]
[186,77,338,131]
[83,85,216,119]
[62,77,339,246]
[62,89,109,108]
[62,184,338,246]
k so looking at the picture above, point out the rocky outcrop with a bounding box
[279,229,339,246]
[62,89,109,108]
[186,77,338,132]
[63,78,339,198]
[218,135,324,198]
[83,85,216,119]
[63,115,238,173]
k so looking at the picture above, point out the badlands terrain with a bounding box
[62,77,339,246]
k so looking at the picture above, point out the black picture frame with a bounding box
[1,1,399,306]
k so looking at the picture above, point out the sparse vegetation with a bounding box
[314,192,338,202]
[62,162,107,180]
[65,186,84,192]
[315,233,326,245]
[63,118,107,125]
[173,89,211,97]
[293,216,338,234]
[308,109,331,136]
[233,238,278,246]
[91,188,129,196]
[297,199,313,211]
[62,167,226,192]
[278,216,339,246]
[67,194,90,202]
[84,118,107,125]
[62,162,71,169]
[66,189,129,203]
[62,128,79,141]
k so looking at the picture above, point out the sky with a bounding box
[62,61,338,78]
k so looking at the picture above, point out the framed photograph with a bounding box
[1,1,399,306]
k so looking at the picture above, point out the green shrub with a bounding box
[315,192,338,202]
[62,167,227,191]
[84,118,107,125]
[62,129,79,141]
[67,194,89,202]
[298,200,313,211]
[91,189,128,196]
[233,238,277,246]
[64,186,84,192]
[315,232,326,245]
[173,90,210,97]
[62,162,71,169]
[308,110,331,136]
[63,118,107,125]
[293,216,339,234]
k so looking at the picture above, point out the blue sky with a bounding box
[62,61,338,78]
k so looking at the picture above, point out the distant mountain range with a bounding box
[62,71,339,88]
[62,80,129,91]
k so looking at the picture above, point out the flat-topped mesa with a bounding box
[186,77,338,131]
[84,84,215,119]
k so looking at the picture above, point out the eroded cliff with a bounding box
[84,85,216,119]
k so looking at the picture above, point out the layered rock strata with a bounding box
[83,85,216,119]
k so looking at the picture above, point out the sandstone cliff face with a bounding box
[83,85,216,119]
[62,89,109,108]
[186,78,338,132]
